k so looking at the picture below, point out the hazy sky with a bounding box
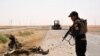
[0,0,100,26]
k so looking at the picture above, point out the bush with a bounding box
[18,31,33,36]
[0,33,9,43]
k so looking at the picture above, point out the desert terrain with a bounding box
[0,27,48,56]
[0,26,100,56]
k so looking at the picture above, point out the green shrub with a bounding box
[18,31,33,36]
[0,33,9,43]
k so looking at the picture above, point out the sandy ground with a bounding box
[34,30,76,56]
[0,29,76,56]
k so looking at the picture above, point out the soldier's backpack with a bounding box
[79,19,88,34]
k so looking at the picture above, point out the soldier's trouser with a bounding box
[75,34,87,56]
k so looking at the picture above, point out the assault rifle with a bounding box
[62,27,72,41]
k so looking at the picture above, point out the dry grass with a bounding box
[88,26,100,35]
[0,28,48,55]
[88,26,100,32]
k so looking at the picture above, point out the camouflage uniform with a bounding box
[67,11,87,56]
[71,18,87,56]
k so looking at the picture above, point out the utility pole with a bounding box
[94,19,97,28]
[9,19,12,26]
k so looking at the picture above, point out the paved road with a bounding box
[87,33,100,56]
[37,30,100,56]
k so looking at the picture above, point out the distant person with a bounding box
[63,11,87,56]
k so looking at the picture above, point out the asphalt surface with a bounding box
[38,30,100,56]
[87,33,100,56]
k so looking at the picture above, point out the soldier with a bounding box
[63,11,87,56]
